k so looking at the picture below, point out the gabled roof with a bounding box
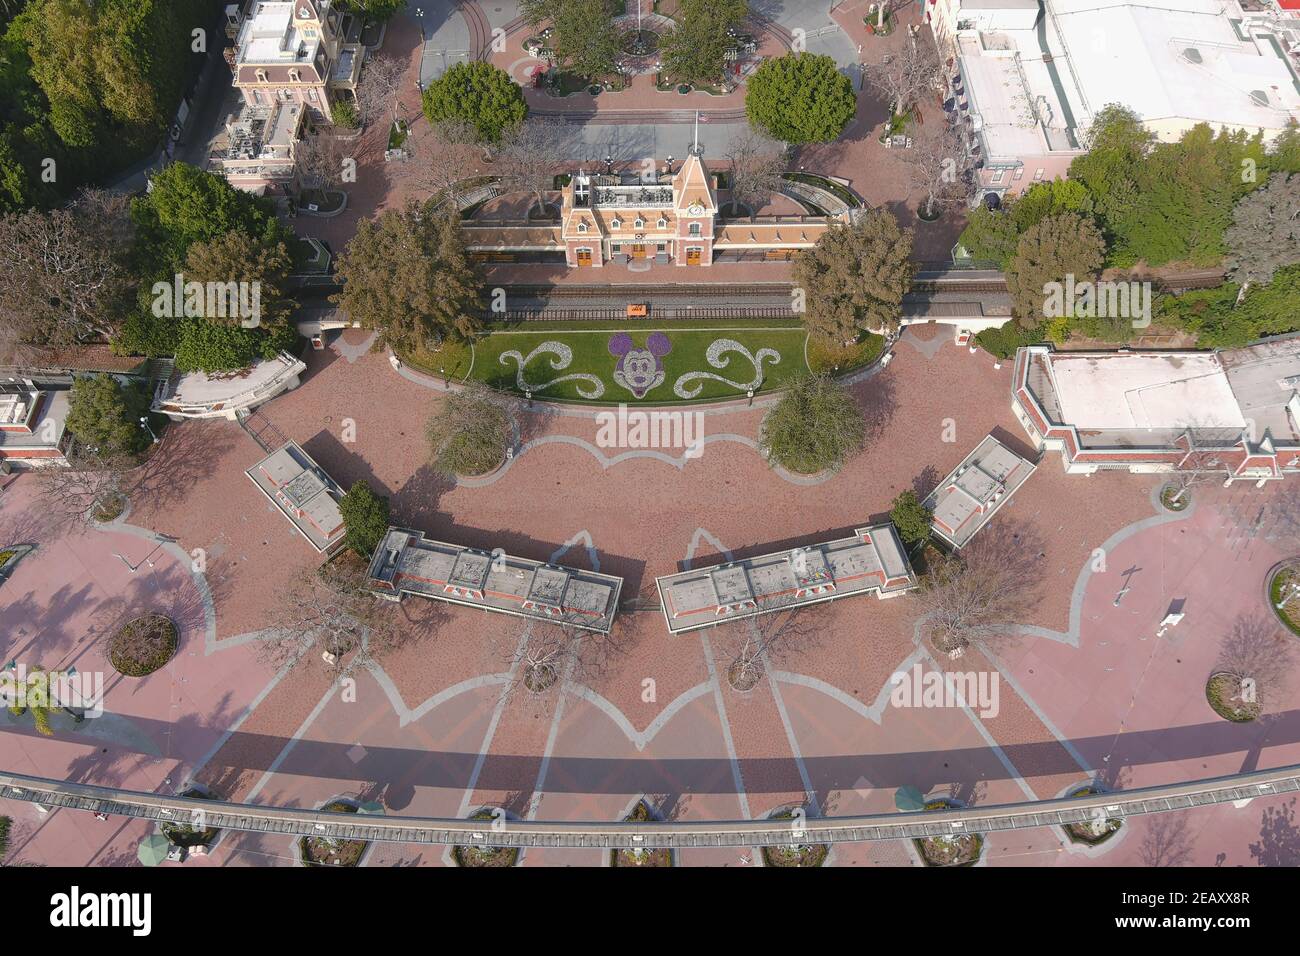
[673,153,716,214]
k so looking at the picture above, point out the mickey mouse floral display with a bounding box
[610,332,672,399]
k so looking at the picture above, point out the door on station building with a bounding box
[630,243,648,259]
[576,248,593,266]
[686,247,703,266]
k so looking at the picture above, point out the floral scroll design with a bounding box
[499,341,605,399]
[672,339,780,399]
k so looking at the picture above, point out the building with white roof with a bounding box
[0,390,69,469]
[367,528,625,634]
[655,524,917,635]
[926,0,1300,201]
[1012,335,1300,482]
[245,440,346,553]
[924,434,1038,548]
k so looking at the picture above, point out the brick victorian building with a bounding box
[462,150,849,267]
[1013,336,1300,484]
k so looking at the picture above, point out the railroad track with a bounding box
[459,0,491,61]
[486,306,797,322]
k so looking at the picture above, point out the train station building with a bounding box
[461,151,849,268]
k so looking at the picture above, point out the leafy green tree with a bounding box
[1005,212,1105,330]
[890,490,933,546]
[1159,264,1300,348]
[551,0,619,81]
[759,373,865,475]
[333,202,483,352]
[65,372,150,456]
[331,99,360,129]
[172,318,289,373]
[956,205,1021,269]
[1270,121,1300,175]
[1223,172,1300,288]
[338,480,391,559]
[746,53,856,144]
[426,381,511,477]
[341,0,406,21]
[422,61,527,145]
[182,230,297,329]
[132,162,290,275]
[793,209,914,344]
[660,0,748,87]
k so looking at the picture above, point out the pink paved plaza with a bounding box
[3,322,1298,867]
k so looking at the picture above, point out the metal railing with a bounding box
[2,763,1298,849]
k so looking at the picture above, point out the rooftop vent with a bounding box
[1183,47,1203,64]
[1250,90,1270,107]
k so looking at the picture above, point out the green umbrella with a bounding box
[894,786,926,812]
[137,834,171,866]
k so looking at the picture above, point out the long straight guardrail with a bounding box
[2,764,1298,849]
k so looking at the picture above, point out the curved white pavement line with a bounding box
[563,682,716,753]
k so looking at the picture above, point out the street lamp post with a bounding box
[139,416,159,444]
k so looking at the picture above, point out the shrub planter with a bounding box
[160,787,222,849]
[299,800,369,866]
[1159,484,1190,512]
[760,807,829,867]
[93,492,129,523]
[452,809,521,867]
[916,205,943,222]
[1206,672,1261,722]
[913,799,984,866]
[611,800,673,867]
[727,659,762,693]
[108,614,178,677]
[1061,787,1122,846]
[1268,562,1300,638]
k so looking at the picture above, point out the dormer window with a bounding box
[657,217,667,229]
[634,217,644,229]
[256,69,268,83]
[288,68,300,82]
[611,218,622,229]
[577,221,588,234]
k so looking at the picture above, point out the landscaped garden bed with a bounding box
[760,808,829,867]
[1206,672,1262,722]
[161,788,222,849]
[914,799,984,866]
[1159,484,1191,512]
[1061,787,1122,846]
[299,800,368,866]
[108,614,178,677]
[610,801,673,867]
[806,333,885,376]
[93,491,128,523]
[1269,563,1300,638]
[452,810,520,867]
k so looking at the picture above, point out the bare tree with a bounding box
[1138,814,1195,867]
[863,33,941,118]
[716,598,820,691]
[35,444,134,524]
[502,615,627,713]
[394,121,480,207]
[1214,614,1295,716]
[904,118,973,219]
[356,54,406,128]
[725,127,787,216]
[913,523,1043,654]
[1165,429,1230,507]
[259,557,410,678]
[499,121,568,217]
[0,193,133,346]
[295,127,353,194]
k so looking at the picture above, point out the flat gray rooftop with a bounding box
[925,434,1037,549]
[368,527,623,634]
[245,441,345,554]
[656,524,916,635]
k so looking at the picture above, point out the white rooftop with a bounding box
[1046,353,1247,431]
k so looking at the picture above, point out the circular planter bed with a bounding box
[916,206,943,222]
[727,659,761,692]
[161,788,222,849]
[760,808,828,867]
[588,84,602,96]
[1159,484,1190,512]
[299,800,368,866]
[611,801,673,867]
[621,29,660,56]
[1269,563,1300,638]
[108,614,178,677]
[1206,672,1261,722]
[452,809,520,867]
[1061,787,1122,846]
[914,799,984,866]
[524,661,559,694]
[93,492,128,523]
[677,83,692,94]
